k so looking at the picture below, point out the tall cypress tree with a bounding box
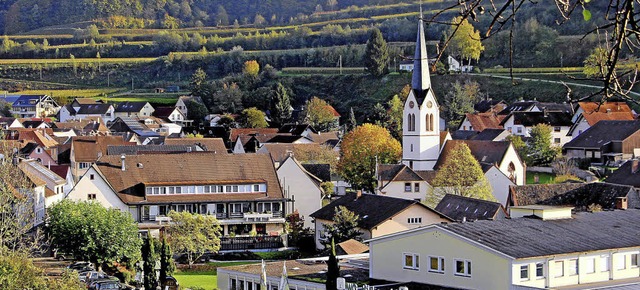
[271,82,292,127]
[159,237,175,283]
[326,238,340,290]
[143,237,158,290]
[364,28,390,77]
[347,107,357,132]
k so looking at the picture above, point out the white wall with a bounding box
[66,166,129,212]
[379,180,432,202]
[498,144,526,186]
[570,119,591,139]
[277,157,322,229]
[485,166,515,207]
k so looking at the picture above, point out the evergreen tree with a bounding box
[526,124,558,166]
[215,5,229,26]
[190,68,207,97]
[363,28,389,77]
[142,237,158,290]
[159,237,175,283]
[325,238,339,290]
[347,107,357,132]
[323,206,362,246]
[271,82,292,127]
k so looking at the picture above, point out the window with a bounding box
[632,254,639,267]
[520,265,529,280]
[568,259,578,276]
[404,183,411,192]
[585,257,596,274]
[554,261,564,277]
[36,147,42,154]
[414,183,420,192]
[554,138,561,144]
[410,143,413,152]
[87,194,96,200]
[517,127,523,134]
[454,259,471,277]
[79,162,91,169]
[429,256,445,273]
[554,126,561,132]
[90,174,95,180]
[407,217,422,224]
[536,263,544,278]
[507,126,512,132]
[616,255,626,270]
[403,253,419,270]
[253,184,260,192]
[601,255,610,272]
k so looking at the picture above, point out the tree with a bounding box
[326,0,338,11]
[326,238,339,290]
[430,142,494,206]
[242,60,260,77]
[445,17,484,65]
[270,82,292,127]
[159,237,175,283]
[304,97,336,131]
[285,212,306,247]
[167,211,221,268]
[0,252,84,290]
[583,46,608,78]
[190,68,207,97]
[254,14,266,26]
[212,82,243,113]
[142,237,158,290]
[338,124,401,192]
[346,107,357,132]
[87,24,100,40]
[294,144,339,173]
[323,206,362,247]
[444,81,482,128]
[384,95,403,140]
[240,107,268,128]
[185,99,209,126]
[363,28,389,77]
[526,124,558,166]
[214,5,229,26]
[47,200,142,270]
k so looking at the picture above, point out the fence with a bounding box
[219,236,283,251]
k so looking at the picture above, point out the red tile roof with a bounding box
[464,112,504,131]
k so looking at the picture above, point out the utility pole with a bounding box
[131,77,134,91]
[338,55,342,75]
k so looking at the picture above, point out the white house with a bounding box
[448,55,473,73]
[368,207,640,289]
[500,111,573,147]
[568,101,634,139]
[377,164,435,202]
[59,103,115,123]
[276,155,324,229]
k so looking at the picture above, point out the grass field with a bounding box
[20,88,122,98]
[0,57,156,66]
[174,261,255,290]
[526,172,556,184]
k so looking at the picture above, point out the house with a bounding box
[105,144,203,156]
[49,164,74,196]
[368,208,640,289]
[399,60,414,72]
[308,131,341,149]
[10,95,59,118]
[500,111,573,146]
[568,101,634,139]
[257,143,328,167]
[163,137,228,153]
[605,159,640,188]
[67,153,288,244]
[563,120,640,165]
[230,128,280,153]
[18,160,66,207]
[12,164,46,227]
[108,117,165,144]
[498,101,573,116]
[278,124,318,137]
[59,102,115,123]
[19,142,57,165]
[310,192,451,249]
[20,119,49,129]
[114,101,155,119]
[69,135,133,181]
[0,117,20,129]
[471,128,511,141]
[152,106,190,126]
[435,194,507,222]
[458,112,504,131]
[174,95,204,119]
[474,99,507,114]
[276,155,324,229]
[376,164,436,202]
[447,55,473,72]
[506,182,639,212]
[53,118,110,136]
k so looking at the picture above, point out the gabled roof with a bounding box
[94,153,284,204]
[19,142,40,155]
[435,194,504,221]
[17,129,58,148]
[310,192,450,229]
[301,164,331,182]
[577,101,634,126]
[507,183,584,206]
[498,101,539,115]
[106,144,201,155]
[266,135,310,143]
[536,102,573,114]
[76,104,112,115]
[337,239,369,255]
[12,95,51,107]
[258,143,326,164]
[73,98,101,105]
[18,159,65,186]
[163,138,227,153]
[462,112,504,131]
[474,99,506,113]
[507,182,636,211]
[605,160,640,187]
[434,140,512,170]
[229,128,279,142]
[451,130,478,140]
[441,209,640,259]
[472,129,510,141]
[54,118,109,134]
[152,107,180,119]
[563,120,640,149]
[115,101,150,113]
[501,111,573,127]
[48,165,70,180]
[308,131,340,146]
[278,124,317,135]
[0,95,20,105]
[21,120,47,128]
[72,135,133,162]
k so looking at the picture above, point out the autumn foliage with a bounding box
[338,123,401,192]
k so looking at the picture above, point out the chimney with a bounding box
[121,154,126,171]
[632,159,639,173]
[616,197,628,210]
[606,108,612,114]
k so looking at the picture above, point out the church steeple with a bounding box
[411,8,431,92]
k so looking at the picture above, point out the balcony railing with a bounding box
[220,236,283,251]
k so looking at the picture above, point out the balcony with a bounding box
[243,212,284,222]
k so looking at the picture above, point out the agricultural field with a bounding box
[0,57,156,66]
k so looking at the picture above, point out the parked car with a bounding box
[67,261,94,271]
[84,271,117,285]
[87,278,122,290]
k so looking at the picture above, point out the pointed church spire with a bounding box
[411,4,431,92]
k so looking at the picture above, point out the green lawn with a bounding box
[174,261,255,290]
[526,172,556,184]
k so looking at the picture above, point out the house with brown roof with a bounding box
[163,137,228,153]
[114,101,155,119]
[70,135,133,181]
[458,112,504,132]
[376,163,436,202]
[67,153,288,245]
[152,107,190,126]
[605,159,640,188]
[310,191,451,249]
[568,102,634,139]
[474,99,507,113]
[276,155,324,229]
[53,118,110,136]
[18,159,67,207]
